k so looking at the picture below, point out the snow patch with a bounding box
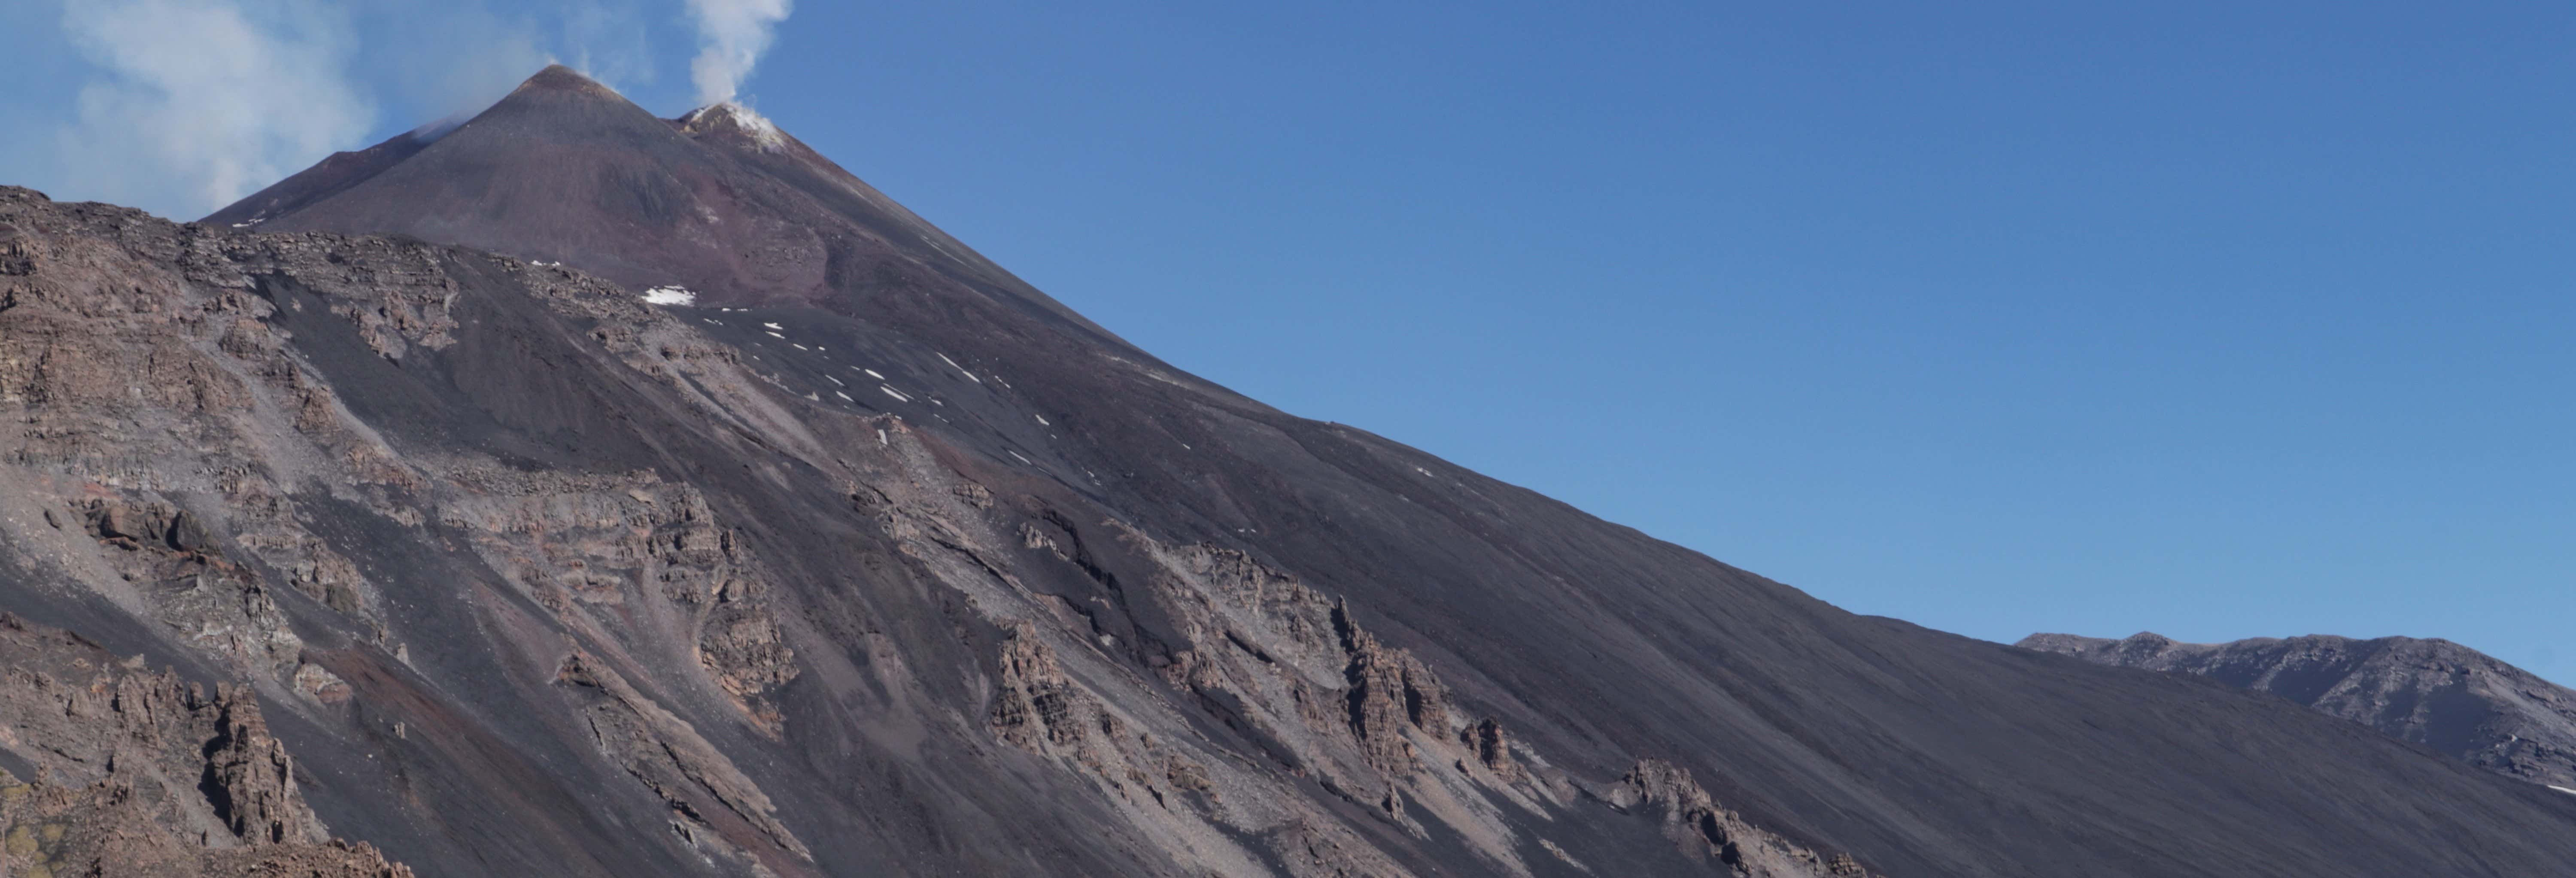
[765,331,784,339]
[1009,450,1033,465]
[642,286,697,306]
[936,352,984,383]
[879,386,911,403]
[696,102,786,151]
[762,322,781,330]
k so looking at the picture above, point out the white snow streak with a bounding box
[933,352,984,383]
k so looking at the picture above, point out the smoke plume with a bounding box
[54,0,375,219]
[36,0,781,219]
[685,0,793,106]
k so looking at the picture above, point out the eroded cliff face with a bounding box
[0,187,1877,876]
[0,612,409,878]
[1609,761,1877,878]
[847,389,1877,878]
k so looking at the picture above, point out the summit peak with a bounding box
[678,102,787,152]
[515,64,618,97]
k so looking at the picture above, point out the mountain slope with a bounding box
[2021,632,2576,792]
[0,64,2554,877]
[205,64,1131,357]
[8,185,1867,878]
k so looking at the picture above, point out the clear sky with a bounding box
[5,2,2570,678]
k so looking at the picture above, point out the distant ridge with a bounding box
[2020,632,2576,791]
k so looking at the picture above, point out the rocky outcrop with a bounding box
[1465,718,1523,783]
[1134,541,1468,798]
[1334,599,1449,777]
[696,600,798,732]
[441,474,803,734]
[0,186,824,870]
[553,650,811,868]
[61,493,305,677]
[0,613,413,877]
[985,621,1224,812]
[204,686,310,845]
[1610,760,1878,878]
[2021,631,2576,791]
[988,620,1086,751]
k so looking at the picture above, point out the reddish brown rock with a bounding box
[0,615,413,877]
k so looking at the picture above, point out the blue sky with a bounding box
[5,2,2570,677]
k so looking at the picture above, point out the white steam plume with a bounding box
[55,0,375,219]
[685,0,793,106]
